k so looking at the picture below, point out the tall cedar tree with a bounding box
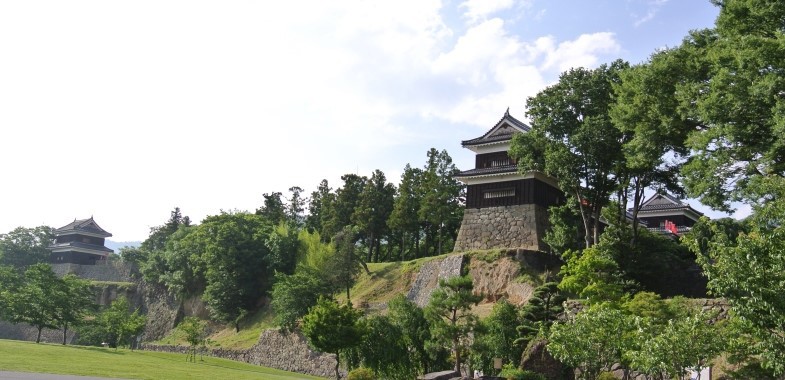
[418,149,464,256]
[352,169,395,262]
[388,165,423,260]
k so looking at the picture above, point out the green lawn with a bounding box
[0,339,323,379]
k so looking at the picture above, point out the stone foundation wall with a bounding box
[50,261,137,282]
[407,254,465,307]
[454,204,549,252]
[141,329,342,378]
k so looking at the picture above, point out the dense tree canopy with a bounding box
[0,226,54,268]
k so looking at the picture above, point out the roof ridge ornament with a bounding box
[505,107,510,116]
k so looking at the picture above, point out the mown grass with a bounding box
[0,339,322,379]
[155,306,277,350]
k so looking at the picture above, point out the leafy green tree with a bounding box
[199,212,273,332]
[0,226,54,268]
[348,315,414,380]
[256,192,287,225]
[8,263,60,343]
[302,297,365,380]
[270,269,330,332]
[140,207,190,253]
[53,274,95,345]
[559,246,626,304]
[471,300,522,375]
[101,296,146,350]
[0,265,21,322]
[177,316,207,362]
[387,294,434,375]
[425,275,482,374]
[352,169,395,262]
[264,223,300,277]
[509,60,628,248]
[548,304,637,380]
[418,149,464,256]
[388,164,423,260]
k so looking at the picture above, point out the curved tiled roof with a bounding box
[462,109,531,146]
[455,165,518,177]
[48,241,114,253]
[55,217,112,237]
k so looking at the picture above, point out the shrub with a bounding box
[597,372,617,380]
[499,364,545,380]
[347,367,376,380]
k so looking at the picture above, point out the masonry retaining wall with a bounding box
[141,329,342,378]
[454,204,549,252]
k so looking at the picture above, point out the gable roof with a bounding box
[633,192,704,220]
[462,108,530,147]
[54,217,112,237]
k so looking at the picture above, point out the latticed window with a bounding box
[483,188,515,199]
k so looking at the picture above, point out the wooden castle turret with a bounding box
[48,217,114,265]
[454,109,564,251]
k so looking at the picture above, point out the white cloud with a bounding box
[634,0,670,27]
[539,32,621,72]
[460,0,516,24]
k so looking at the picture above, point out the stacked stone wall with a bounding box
[455,204,549,252]
[406,254,465,307]
[141,329,341,378]
[50,261,137,282]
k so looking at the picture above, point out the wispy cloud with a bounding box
[634,0,669,27]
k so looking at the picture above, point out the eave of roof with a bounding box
[54,217,112,237]
[48,241,114,253]
[455,165,518,177]
[461,109,530,147]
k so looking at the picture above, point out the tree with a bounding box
[0,265,21,322]
[327,226,370,300]
[471,300,522,375]
[302,297,365,380]
[425,275,482,374]
[558,246,626,304]
[387,294,434,375]
[8,263,60,343]
[53,274,95,345]
[516,282,565,349]
[200,212,273,332]
[270,270,330,332]
[286,186,307,227]
[140,207,190,253]
[0,226,54,268]
[509,60,629,248]
[388,164,423,260]
[177,316,207,362]
[548,304,637,380]
[256,192,287,225]
[323,174,367,239]
[418,149,464,256]
[349,315,414,380]
[101,296,146,350]
[306,179,335,237]
[265,223,300,277]
[352,169,395,262]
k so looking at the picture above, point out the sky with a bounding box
[0,0,731,242]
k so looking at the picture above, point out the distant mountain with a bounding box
[105,240,141,252]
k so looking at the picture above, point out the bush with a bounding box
[499,364,545,380]
[347,367,376,380]
[597,372,617,380]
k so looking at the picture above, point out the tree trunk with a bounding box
[36,326,42,344]
[62,323,68,345]
[235,321,240,333]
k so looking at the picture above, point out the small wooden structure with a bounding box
[48,217,114,265]
[632,192,703,236]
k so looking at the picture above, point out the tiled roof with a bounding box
[55,217,112,237]
[48,241,114,253]
[455,165,518,177]
[462,109,531,146]
[632,192,704,216]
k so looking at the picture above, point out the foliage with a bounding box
[352,169,395,263]
[388,164,423,260]
[387,294,434,375]
[53,274,95,345]
[326,226,369,299]
[100,296,146,350]
[499,364,545,380]
[177,316,207,362]
[301,297,365,380]
[256,192,287,225]
[270,269,329,332]
[426,275,482,373]
[510,60,628,248]
[6,263,62,343]
[516,282,565,349]
[471,300,522,375]
[558,247,626,304]
[547,304,637,380]
[0,226,54,268]
[347,367,376,380]
[418,148,464,256]
[348,315,414,380]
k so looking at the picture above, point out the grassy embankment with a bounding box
[0,339,322,380]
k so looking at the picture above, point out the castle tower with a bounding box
[454,109,564,252]
[48,217,114,265]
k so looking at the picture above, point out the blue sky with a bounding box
[0,0,726,241]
